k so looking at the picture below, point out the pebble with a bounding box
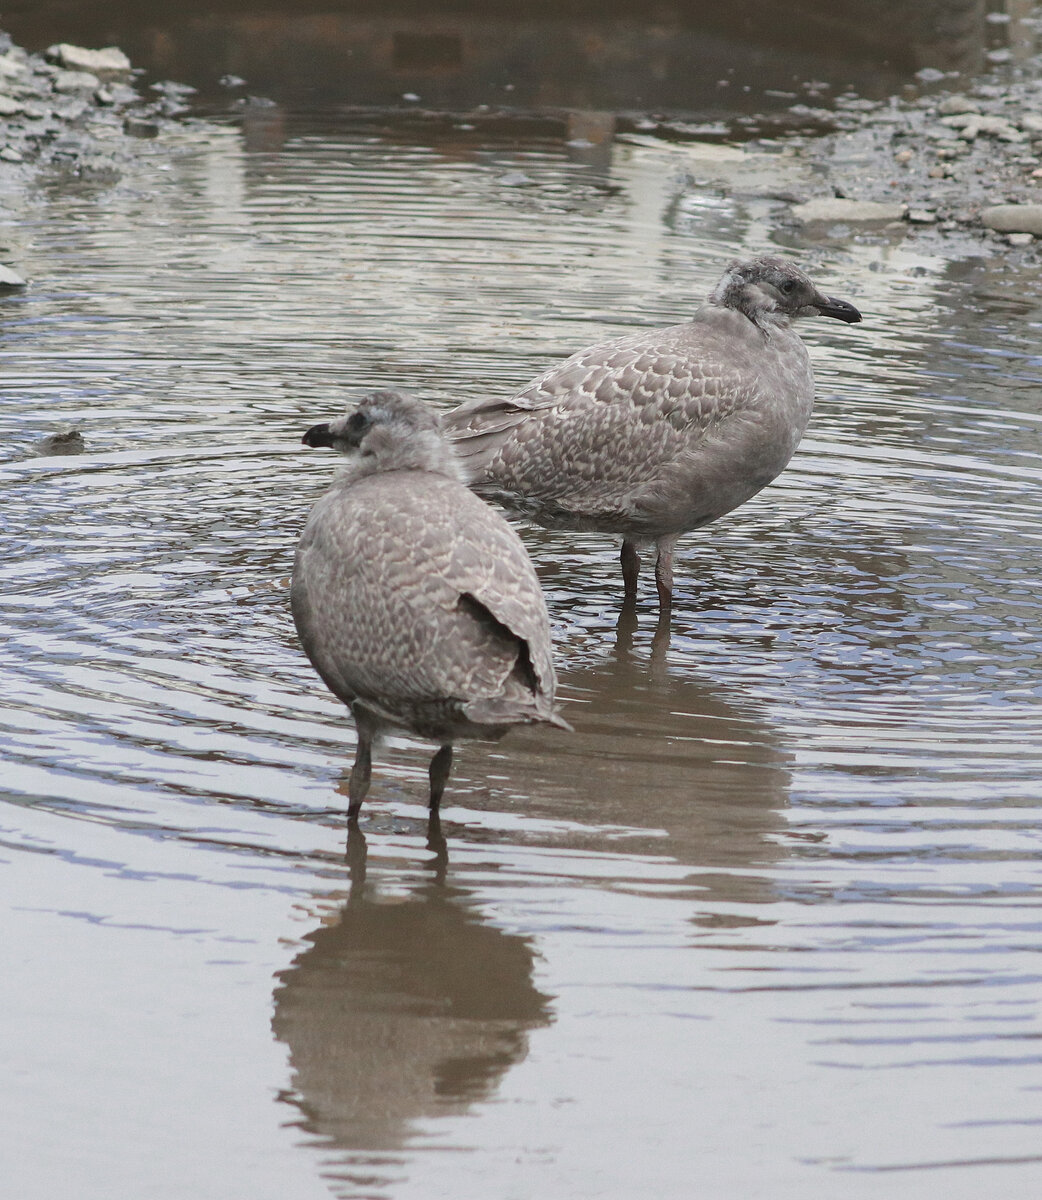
[0,146,24,162]
[1007,232,1035,246]
[35,428,85,455]
[981,204,1042,236]
[0,53,27,81]
[790,197,907,223]
[0,95,23,116]
[123,117,159,138]
[0,264,27,287]
[52,69,100,93]
[46,44,131,75]
[937,95,981,116]
[942,113,1027,142]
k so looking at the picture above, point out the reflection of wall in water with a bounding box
[5,1,1035,110]
[134,15,903,111]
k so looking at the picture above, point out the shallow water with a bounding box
[4,22,1042,1200]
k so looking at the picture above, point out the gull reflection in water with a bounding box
[272,825,552,1167]
[444,596,795,906]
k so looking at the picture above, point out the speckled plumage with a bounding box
[444,256,861,606]
[292,390,566,819]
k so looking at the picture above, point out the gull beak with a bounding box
[814,295,862,324]
[302,423,335,448]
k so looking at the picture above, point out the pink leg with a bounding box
[654,535,679,610]
[428,744,453,811]
[621,539,642,597]
[347,728,373,821]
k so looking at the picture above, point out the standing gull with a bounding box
[443,256,861,608]
[292,389,568,821]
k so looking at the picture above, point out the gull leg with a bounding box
[345,821,368,884]
[654,535,679,611]
[426,809,449,881]
[621,539,642,597]
[347,726,373,822]
[615,590,639,659]
[428,744,454,812]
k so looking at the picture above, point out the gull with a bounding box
[444,256,861,608]
[292,390,568,820]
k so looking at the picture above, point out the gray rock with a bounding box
[0,147,24,162]
[937,95,981,116]
[35,429,85,455]
[0,53,27,82]
[1007,232,1035,246]
[939,113,980,129]
[52,69,99,93]
[940,112,1025,142]
[981,204,1042,235]
[123,117,159,138]
[791,197,907,223]
[0,264,26,287]
[151,80,197,99]
[45,44,131,76]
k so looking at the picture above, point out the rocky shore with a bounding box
[5,23,1042,267]
[0,33,191,287]
[785,75,1042,244]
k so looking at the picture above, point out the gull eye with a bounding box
[779,280,797,295]
[347,411,370,434]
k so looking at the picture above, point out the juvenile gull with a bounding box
[444,256,862,608]
[292,390,568,821]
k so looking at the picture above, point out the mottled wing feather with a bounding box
[292,472,556,727]
[440,490,558,706]
[444,309,813,533]
[446,321,755,512]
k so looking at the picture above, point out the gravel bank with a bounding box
[781,71,1042,244]
[0,33,189,179]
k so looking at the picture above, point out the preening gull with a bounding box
[443,256,862,608]
[292,390,568,820]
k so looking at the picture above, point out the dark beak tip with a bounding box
[302,422,333,448]
[818,297,863,324]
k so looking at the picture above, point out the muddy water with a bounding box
[3,82,1042,1200]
